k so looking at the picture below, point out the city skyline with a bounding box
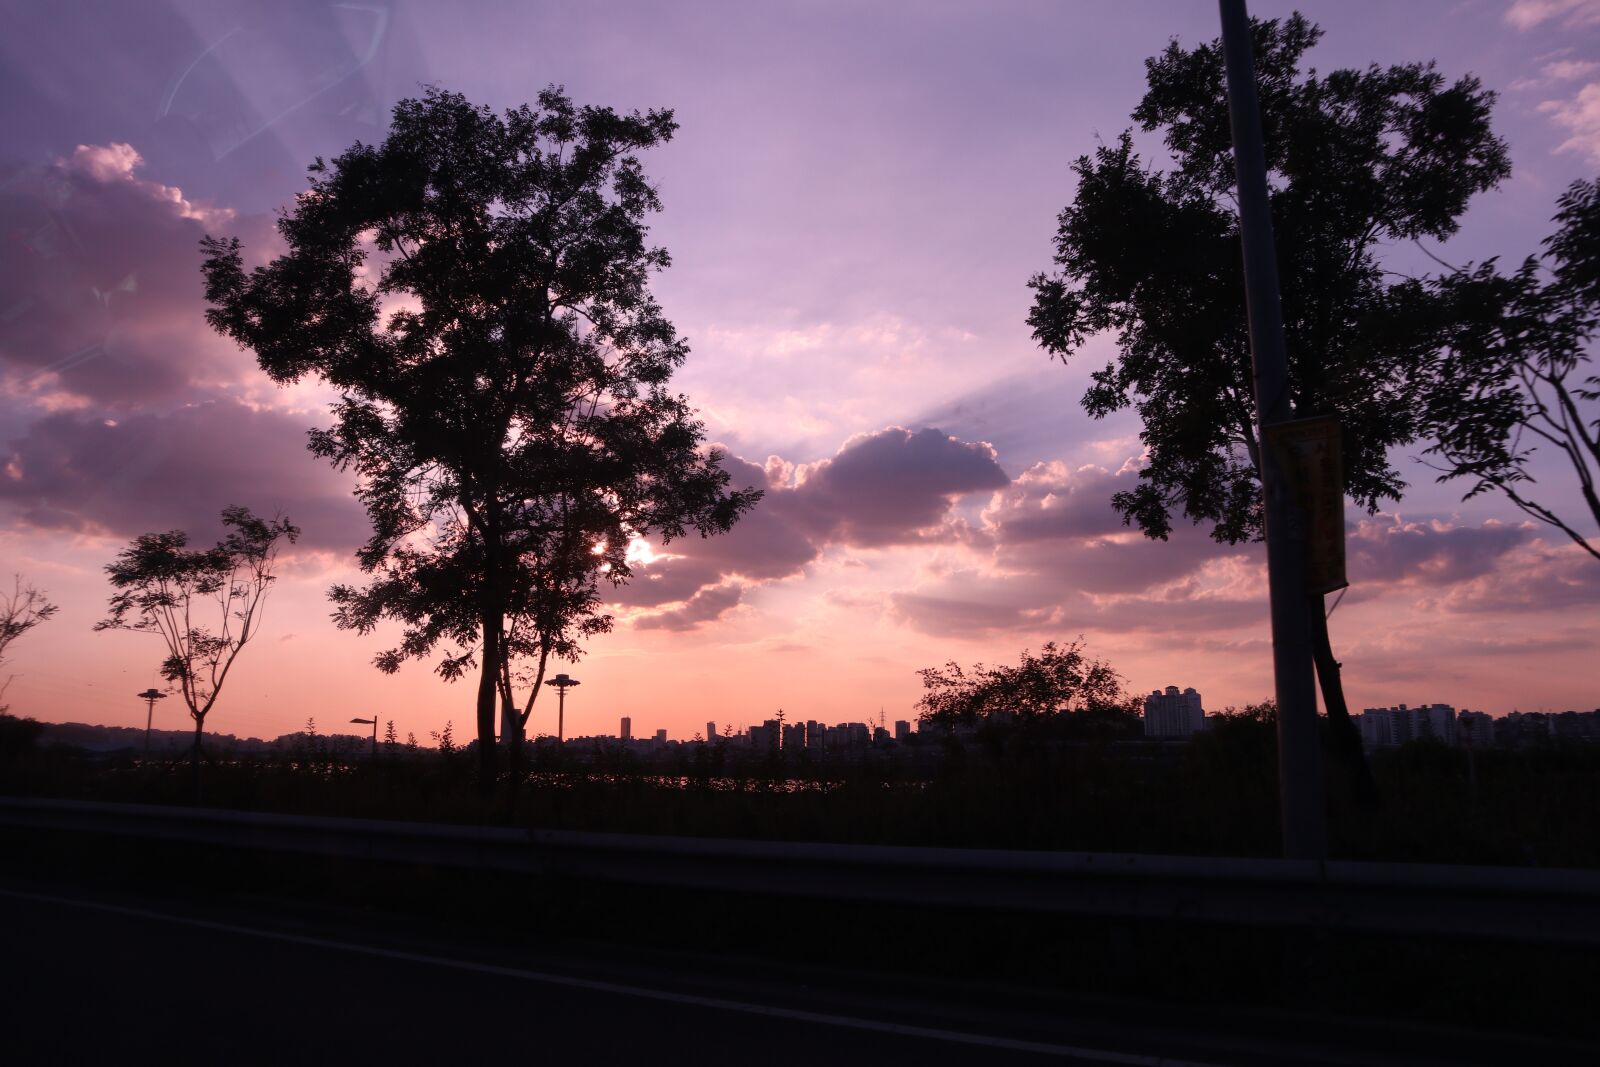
[3,0,1598,746]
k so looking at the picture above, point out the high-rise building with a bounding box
[894,720,911,742]
[748,719,780,752]
[1358,704,1459,747]
[1143,686,1204,738]
[706,721,717,743]
[620,716,632,741]
[1457,710,1493,746]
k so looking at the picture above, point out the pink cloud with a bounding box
[1540,82,1600,164]
[1423,536,1600,613]
[1504,0,1600,31]
[0,143,268,407]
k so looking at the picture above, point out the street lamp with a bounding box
[544,674,580,744]
[136,688,167,755]
[350,717,378,760]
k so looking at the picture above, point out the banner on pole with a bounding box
[1264,414,1348,595]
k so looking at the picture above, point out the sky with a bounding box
[2,0,1598,746]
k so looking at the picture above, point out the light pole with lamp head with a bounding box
[544,674,580,745]
[350,717,378,761]
[136,688,167,755]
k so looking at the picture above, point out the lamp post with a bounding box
[544,674,580,745]
[1218,0,1326,860]
[136,688,167,755]
[350,717,378,761]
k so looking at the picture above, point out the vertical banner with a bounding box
[1263,414,1348,594]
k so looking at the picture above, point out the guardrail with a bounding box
[4,795,1598,944]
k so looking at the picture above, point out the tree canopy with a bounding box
[916,640,1134,729]
[1025,14,1512,796]
[1027,13,1509,544]
[1422,177,1600,560]
[202,87,759,778]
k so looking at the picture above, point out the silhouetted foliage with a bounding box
[0,575,57,713]
[95,507,299,782]
[1027,14,1509,542]
[202,87,760,781]
[915,640,1136,728]
[1421,177,1600,560]
[0,712,44,763]
[1025,13,1509,791]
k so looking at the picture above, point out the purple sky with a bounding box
[2,0,1597,744]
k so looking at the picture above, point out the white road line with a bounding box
[0,887,1228,1067]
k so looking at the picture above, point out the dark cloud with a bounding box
[792,426,1009,546]
[982,460,1246,595]
[1426,538,1600,615]
[619,426,1009,628]
[881,459,1271,639]
[1347,517,1534,586]
[633,582,744,632]
[0,397,365,551]
[981,461,1130,543]
[0,143,273,407]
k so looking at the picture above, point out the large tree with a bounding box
[1422,177,1599,560]
[1026,14,1509,779]
[202,87,759,782]
[96,506,298,781]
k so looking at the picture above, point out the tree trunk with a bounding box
[1309,602,1379,810]
[190,717,205,806]
[476,612,502,792]
[501,689,525,779]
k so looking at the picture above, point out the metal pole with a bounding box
[145,696,155,753]
[371,718,377,761]
[558,688,566,745]
[1218,0,1326,860]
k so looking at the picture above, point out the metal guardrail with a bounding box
[4,795,1599,944]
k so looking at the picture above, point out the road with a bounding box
[0,879,1586,1066]
[0,881,1218,1066]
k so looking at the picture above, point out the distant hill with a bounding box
[34,721,369,756]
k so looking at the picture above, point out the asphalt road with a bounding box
[0,882,1218,1066]
[1,880,1590,1066]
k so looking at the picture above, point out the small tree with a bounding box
[0,575,58,713]
[96,506,299,786]
[916,640,1133,729]
[1422,177,1600,560]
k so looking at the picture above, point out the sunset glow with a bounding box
[2,0,1596,748]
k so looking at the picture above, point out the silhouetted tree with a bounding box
[1026,14,1509,783]
[916,640,1133,729]
[96,507,299,789]
[203,87,759,784]
[0,575,57,713]
[1421,177,1600,560]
